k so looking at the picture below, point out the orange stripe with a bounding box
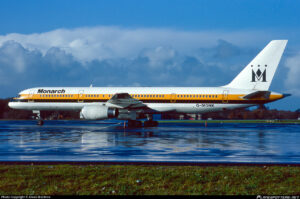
[18,93,283,101]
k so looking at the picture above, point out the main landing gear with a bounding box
[127,114,158,128]
[33,110,44,126]
[127,120,158,128]
[127,120,143,128]
[143,120,158,127]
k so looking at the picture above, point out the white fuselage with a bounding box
[8,86,284,114]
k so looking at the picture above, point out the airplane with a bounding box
[8,40,290,127]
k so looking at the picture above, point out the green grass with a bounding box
[159,119,300,124]
[0,165,299,195]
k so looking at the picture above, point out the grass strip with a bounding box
[159,119,300,124]
[0,165,299,195]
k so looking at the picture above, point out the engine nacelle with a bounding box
[80,105,118,120]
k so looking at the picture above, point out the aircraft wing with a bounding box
[106,93,147,109]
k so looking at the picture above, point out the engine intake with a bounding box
[80,105,118,120]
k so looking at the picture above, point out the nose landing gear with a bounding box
[33,110,44,126]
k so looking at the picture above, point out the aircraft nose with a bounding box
[8,102,14,108]
[8,101,19,109]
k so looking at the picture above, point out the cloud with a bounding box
[284,52,300,96]
[0,26,296,111]
[0,41,30,73]
[0,26,269,63]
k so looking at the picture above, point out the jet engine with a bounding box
[80,105,118,120]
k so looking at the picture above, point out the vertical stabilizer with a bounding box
[225,40,287,90]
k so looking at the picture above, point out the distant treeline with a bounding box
[0,98,79,120]
[1,98,300,120]
[162,108,300,120]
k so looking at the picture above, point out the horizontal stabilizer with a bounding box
[243,91,271,99]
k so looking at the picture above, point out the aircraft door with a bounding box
[222,90,229,103]
[29,89,35,101]
[170,93,176,103]
[78,90,84,102]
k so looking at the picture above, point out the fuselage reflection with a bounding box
[1,121,299,162]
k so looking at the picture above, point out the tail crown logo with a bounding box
[251,65,267,82]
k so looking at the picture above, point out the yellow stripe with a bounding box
[18,93,283,101]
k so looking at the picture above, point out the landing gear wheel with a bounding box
[127,120,143,128]
[144,120,158,127]
[37,120,44,126]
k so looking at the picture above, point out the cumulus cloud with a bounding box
[0,41,30,73]
[0,26,269,63]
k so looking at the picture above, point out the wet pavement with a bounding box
[0,120,299,163]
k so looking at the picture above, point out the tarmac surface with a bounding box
[0,120,300,164]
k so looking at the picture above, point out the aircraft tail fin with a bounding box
[225,40,287,90]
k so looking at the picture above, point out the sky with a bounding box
[1,0,300,110]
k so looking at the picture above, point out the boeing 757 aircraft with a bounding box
[9,40,289,127]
